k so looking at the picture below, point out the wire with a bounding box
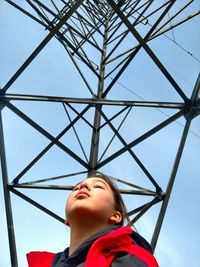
[162,33,200,64]
[125,2,200,63]
[161,0,200,62]
[165,0,176,42]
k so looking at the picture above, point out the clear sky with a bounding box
[0,1,200,267]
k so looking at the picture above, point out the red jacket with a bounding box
[26,251,55,267]
[27,226,159,267]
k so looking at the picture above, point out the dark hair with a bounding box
[87,171,131,226]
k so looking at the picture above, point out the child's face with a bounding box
[66,177,116,225]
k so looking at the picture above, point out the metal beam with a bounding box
[88,17,110,169]
[10,183,156,196]
[106,0,189,102]
[188,73,200,119]
[103,0,177,96]
[151,110,192,251]
[1,94,187,109]
[10,188,65,224]
[97,110,184,168]
[97,107,161,191]
[1,0,85,93]
[12,104,91,184]
[6,102,89,169]
[0,110,18,267]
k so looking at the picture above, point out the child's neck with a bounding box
[68,222,112,256]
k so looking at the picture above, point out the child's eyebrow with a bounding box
[73,178,109,189]
[91,178,109,187]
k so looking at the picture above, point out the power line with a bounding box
[165,0,176,42]
[162,0,200,63]
[162,33,200,63]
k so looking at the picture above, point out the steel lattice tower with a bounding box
[1,1,200,266]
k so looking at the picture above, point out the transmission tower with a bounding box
[1,1,200,266]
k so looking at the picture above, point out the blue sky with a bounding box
[0,1,200,267]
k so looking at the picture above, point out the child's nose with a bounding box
[79,181,90,190]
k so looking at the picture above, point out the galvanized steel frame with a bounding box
[1,1,200,266]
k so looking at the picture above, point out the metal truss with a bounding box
[1,1,200,266]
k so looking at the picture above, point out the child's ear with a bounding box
[109,211,122,224]
[65,219,70,227]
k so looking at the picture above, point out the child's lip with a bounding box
[75,191,90,198]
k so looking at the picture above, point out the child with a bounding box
[27,172,159,267]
